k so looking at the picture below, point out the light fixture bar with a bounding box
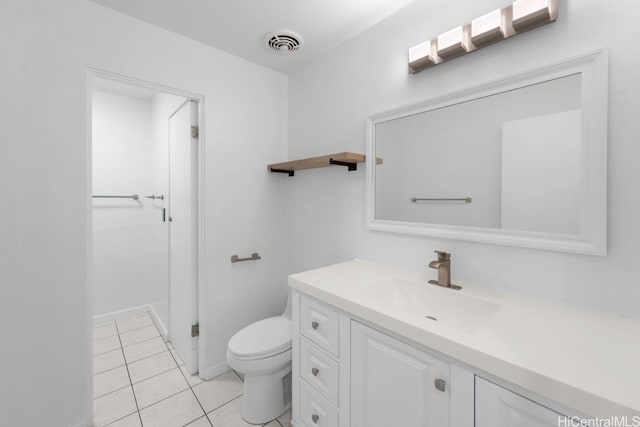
[408,0,557,74]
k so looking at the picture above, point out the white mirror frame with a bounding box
[366,49,608,256]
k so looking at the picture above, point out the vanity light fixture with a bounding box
[512,0,558,32]
[471,9,507,46]
[408,0,557,74]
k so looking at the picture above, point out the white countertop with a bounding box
[288,259,640,418]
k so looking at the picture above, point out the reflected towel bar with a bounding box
[93,194,140,200]
[411,197,472,203]
[230,253,262,263]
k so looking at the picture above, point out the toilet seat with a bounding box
[228,316,291,360]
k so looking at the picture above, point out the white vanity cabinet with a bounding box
[475,377,565,427]
[291,291,576,427]
[294,294,343,427]
[350,320,450,427]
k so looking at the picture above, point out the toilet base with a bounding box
[240,365,292,424]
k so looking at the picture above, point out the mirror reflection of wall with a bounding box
[374,73,581,235]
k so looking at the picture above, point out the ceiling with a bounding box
[88,0,417,74]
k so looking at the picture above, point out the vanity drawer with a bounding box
[300,296,339,356]
[300,380,339,427]
[300,337,339,407]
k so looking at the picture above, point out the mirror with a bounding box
[366,51,607,255]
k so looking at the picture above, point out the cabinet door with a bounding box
[350,321,449,427]
[475,376,565,427]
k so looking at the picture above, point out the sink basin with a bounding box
[359,278,501,334]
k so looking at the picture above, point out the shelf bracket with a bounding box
[329,158,357,171]
[270,168,294,177]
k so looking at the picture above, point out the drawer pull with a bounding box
[312,367,319,376]
[312,413,320,424]
[311,321,319,330]
[434,378,446,392]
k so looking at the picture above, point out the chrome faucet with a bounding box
[428,251,461,290]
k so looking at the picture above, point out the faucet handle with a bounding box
[434,250,450,261]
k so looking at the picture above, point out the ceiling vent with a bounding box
[264,30,304,54]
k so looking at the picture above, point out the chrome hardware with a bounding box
[311,321,319,330]
[312,414,319,424]
[92,194,139,200]
[434,378,446,392]
[428,250,461,290]
[411,197,471,203]
[145,194,164,200]
[312,367,319,376]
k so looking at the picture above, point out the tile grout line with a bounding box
[113,319,144,427]
[94,315,156,337]
[171,349,213,427]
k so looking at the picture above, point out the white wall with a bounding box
[287,0,640,319]
[0,1,288,426]
[92,90,170,324]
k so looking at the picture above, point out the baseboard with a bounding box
[202,360,231,381]
[94,304,168,340]
[148,304,169,340]
[93,304,150,325]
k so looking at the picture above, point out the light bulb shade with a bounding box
[512,0,558,32]
[409,40,436,74]
[471,9,505,46]
[437,26,470,59]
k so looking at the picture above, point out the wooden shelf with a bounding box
[268,152,382,176]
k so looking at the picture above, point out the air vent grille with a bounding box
[265,31,303,54]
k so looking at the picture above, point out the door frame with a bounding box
[85,68,207,411]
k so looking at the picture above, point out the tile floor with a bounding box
[93,312,292,427]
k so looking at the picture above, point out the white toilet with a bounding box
[227,295,292,424]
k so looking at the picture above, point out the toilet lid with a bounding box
[228,316,292,358]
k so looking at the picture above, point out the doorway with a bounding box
[88,71,205,413]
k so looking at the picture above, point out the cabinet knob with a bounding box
[434,378,446,392]
[312,413,320,424]
[312,367,319,376]
[311,321,319,330]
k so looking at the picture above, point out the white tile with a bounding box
[108,412,142,427]
[120,324,160,347]
[277,409,292,427]
[93,386,137,427]
[139,389,205,427]
[94,319,115,329]
[123,336,167,363]
[94,365,131,398]
[208,396,279,427]
[128,350,177,384]
[94,322,118,340]
[93,348,125,375]
[192,370,243,413]
[185,416,212,427]
[133,367,189,409]
[116,313,154,334]
[93,334,121,356]
[181,364,203,387]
